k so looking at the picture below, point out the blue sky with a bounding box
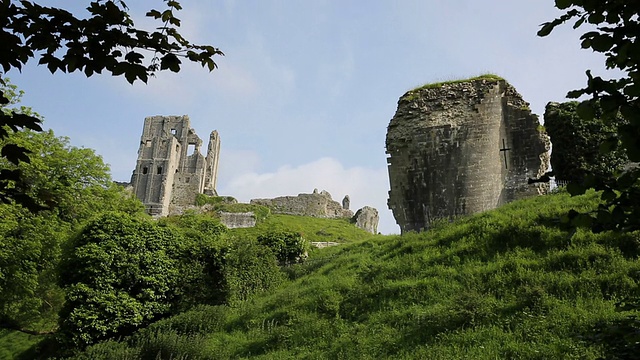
[8,1,611,234]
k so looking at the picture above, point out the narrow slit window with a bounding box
[142,167,148,175]
[157,166,162,175]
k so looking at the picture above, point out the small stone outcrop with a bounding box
[386,76,550,233]
[250,190,353,218]
[342,195,350,210]
[352,206,379,234]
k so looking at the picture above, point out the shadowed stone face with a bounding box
[386,78,550,233]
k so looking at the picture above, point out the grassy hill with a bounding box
[229,213,378,244]
[10,190,640,359]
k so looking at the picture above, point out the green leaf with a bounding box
[617,172,637,189]
[1,144,32,165]
[167,1,183,10]
[573,16,586,29]
[125,70,137,84]
[555,0,574,10]
[576,100,596,120]
[161,10,173,22]
[601,189,617,202]
[567,182,586,195]
[125,51,144,64]
[566,89,585,98]
[572,213,593,228]
[623,84,640,97]
[537,22,555,37]
[588,12,605,24]
[160,53,181,72]
[146,9,161,19]
[591,35,614,52]
[599,138,618,154]
[205,58,216,71]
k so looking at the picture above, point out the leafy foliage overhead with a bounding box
[544,101,628,183]
[0,1,223,210]
[539,0,640,232]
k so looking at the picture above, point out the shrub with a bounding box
[195,194,237,207]
[58,213,184,348]
[257,231,310,266]
[222,239,283,303]
[544,101,627,182]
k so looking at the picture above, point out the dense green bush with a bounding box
[257,231,310,266]
[159,212,229,308]
[0,127,145,335]
[222,239,283,304]
[544,101,628,183]
[58,213,184,348]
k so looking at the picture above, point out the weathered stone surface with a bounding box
[251,189,353,218]
[311,241,340,248]
[219,212,256,229]
[352,206,379,234]
[386,77,550,233]
[130,115,220,217]
[342,195,350,210]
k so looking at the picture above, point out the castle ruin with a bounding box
[130,115,220,216]
[386,77,550,233]
[250,189,353,219]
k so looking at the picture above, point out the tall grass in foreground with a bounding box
[32,191,640,358]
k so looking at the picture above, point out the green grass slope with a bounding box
[229,214,378,244]
[29,191,640,359]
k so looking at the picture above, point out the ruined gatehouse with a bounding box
[130,115,220,216]
[386,76,550,233]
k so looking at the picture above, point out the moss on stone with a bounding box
[404,74,505,101]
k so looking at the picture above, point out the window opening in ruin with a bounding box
[145,140,151,147]
[188,144,196,155]
[142,167,148,175]
[170,128,177,135]
[157,166,162,174]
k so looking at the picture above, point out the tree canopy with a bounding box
[544,101,628,183]
[539,0,640,232]
[0,0,223,210]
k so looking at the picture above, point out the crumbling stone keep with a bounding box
[386,77,550,233]
[130,115,220,216]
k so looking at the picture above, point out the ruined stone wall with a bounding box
[204,131,221,195]
[219,212,257,229]
[250,189,354,218]
[386,78,549,233]
[130,115,221,216]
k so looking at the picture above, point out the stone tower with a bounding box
[386,76,550,233]
[130,115,220,216]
